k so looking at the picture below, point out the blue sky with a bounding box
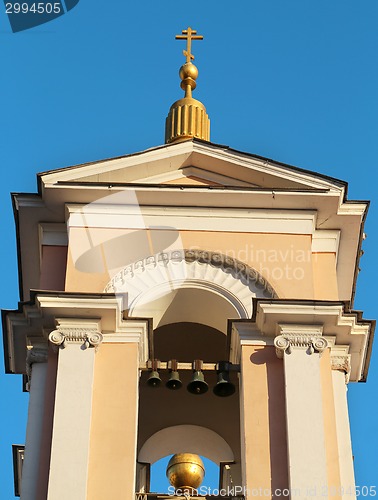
[1,0,378,497]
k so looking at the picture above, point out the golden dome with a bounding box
[166,453,205,491]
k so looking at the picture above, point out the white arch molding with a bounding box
[104,250,276,331]
[138,425,234,465]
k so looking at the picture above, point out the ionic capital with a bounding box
[48,319,103,350]
[274,324,328,359]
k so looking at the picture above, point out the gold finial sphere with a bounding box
[179,62,199,81]
[179,62,198,92]
[166,453,205,491]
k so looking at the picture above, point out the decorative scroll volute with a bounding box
[48,328,103,350]
[274,333,328,359]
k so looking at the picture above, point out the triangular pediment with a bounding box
[39,139,346,192]
[127,165,259,187]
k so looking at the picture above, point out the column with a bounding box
[331,356,356,500]
[21,346,48,500]
[274,325,329,499]
[47,319,103,500]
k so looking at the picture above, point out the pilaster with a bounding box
[47,319,102,500]
[274,324,328,499]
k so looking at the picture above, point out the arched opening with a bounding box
[149,455,219,494]
[105,249,277,330]
[124,251,276,494]
[132,286,244,333]
[139,425,234,464]
[137,425,235,494]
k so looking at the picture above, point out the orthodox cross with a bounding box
[175,27,203,63]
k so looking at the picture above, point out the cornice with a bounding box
[38,139,347,193]
[3,293,152,373]
[67,203,320,240]
[230,300,373,382]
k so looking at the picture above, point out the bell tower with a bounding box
[3,27,374,500]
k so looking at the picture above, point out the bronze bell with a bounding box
[213,361,235,397]
[187,370,208,395]
[213,371,235,397]
[166,359,182,390]
[166,371,182,390]
[147,370,162,388]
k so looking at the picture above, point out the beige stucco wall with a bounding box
[312,253,339,300]
[65,227,338,300]
[65,247,110,295]
[87,343,139,499]
[240,345,288,494]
